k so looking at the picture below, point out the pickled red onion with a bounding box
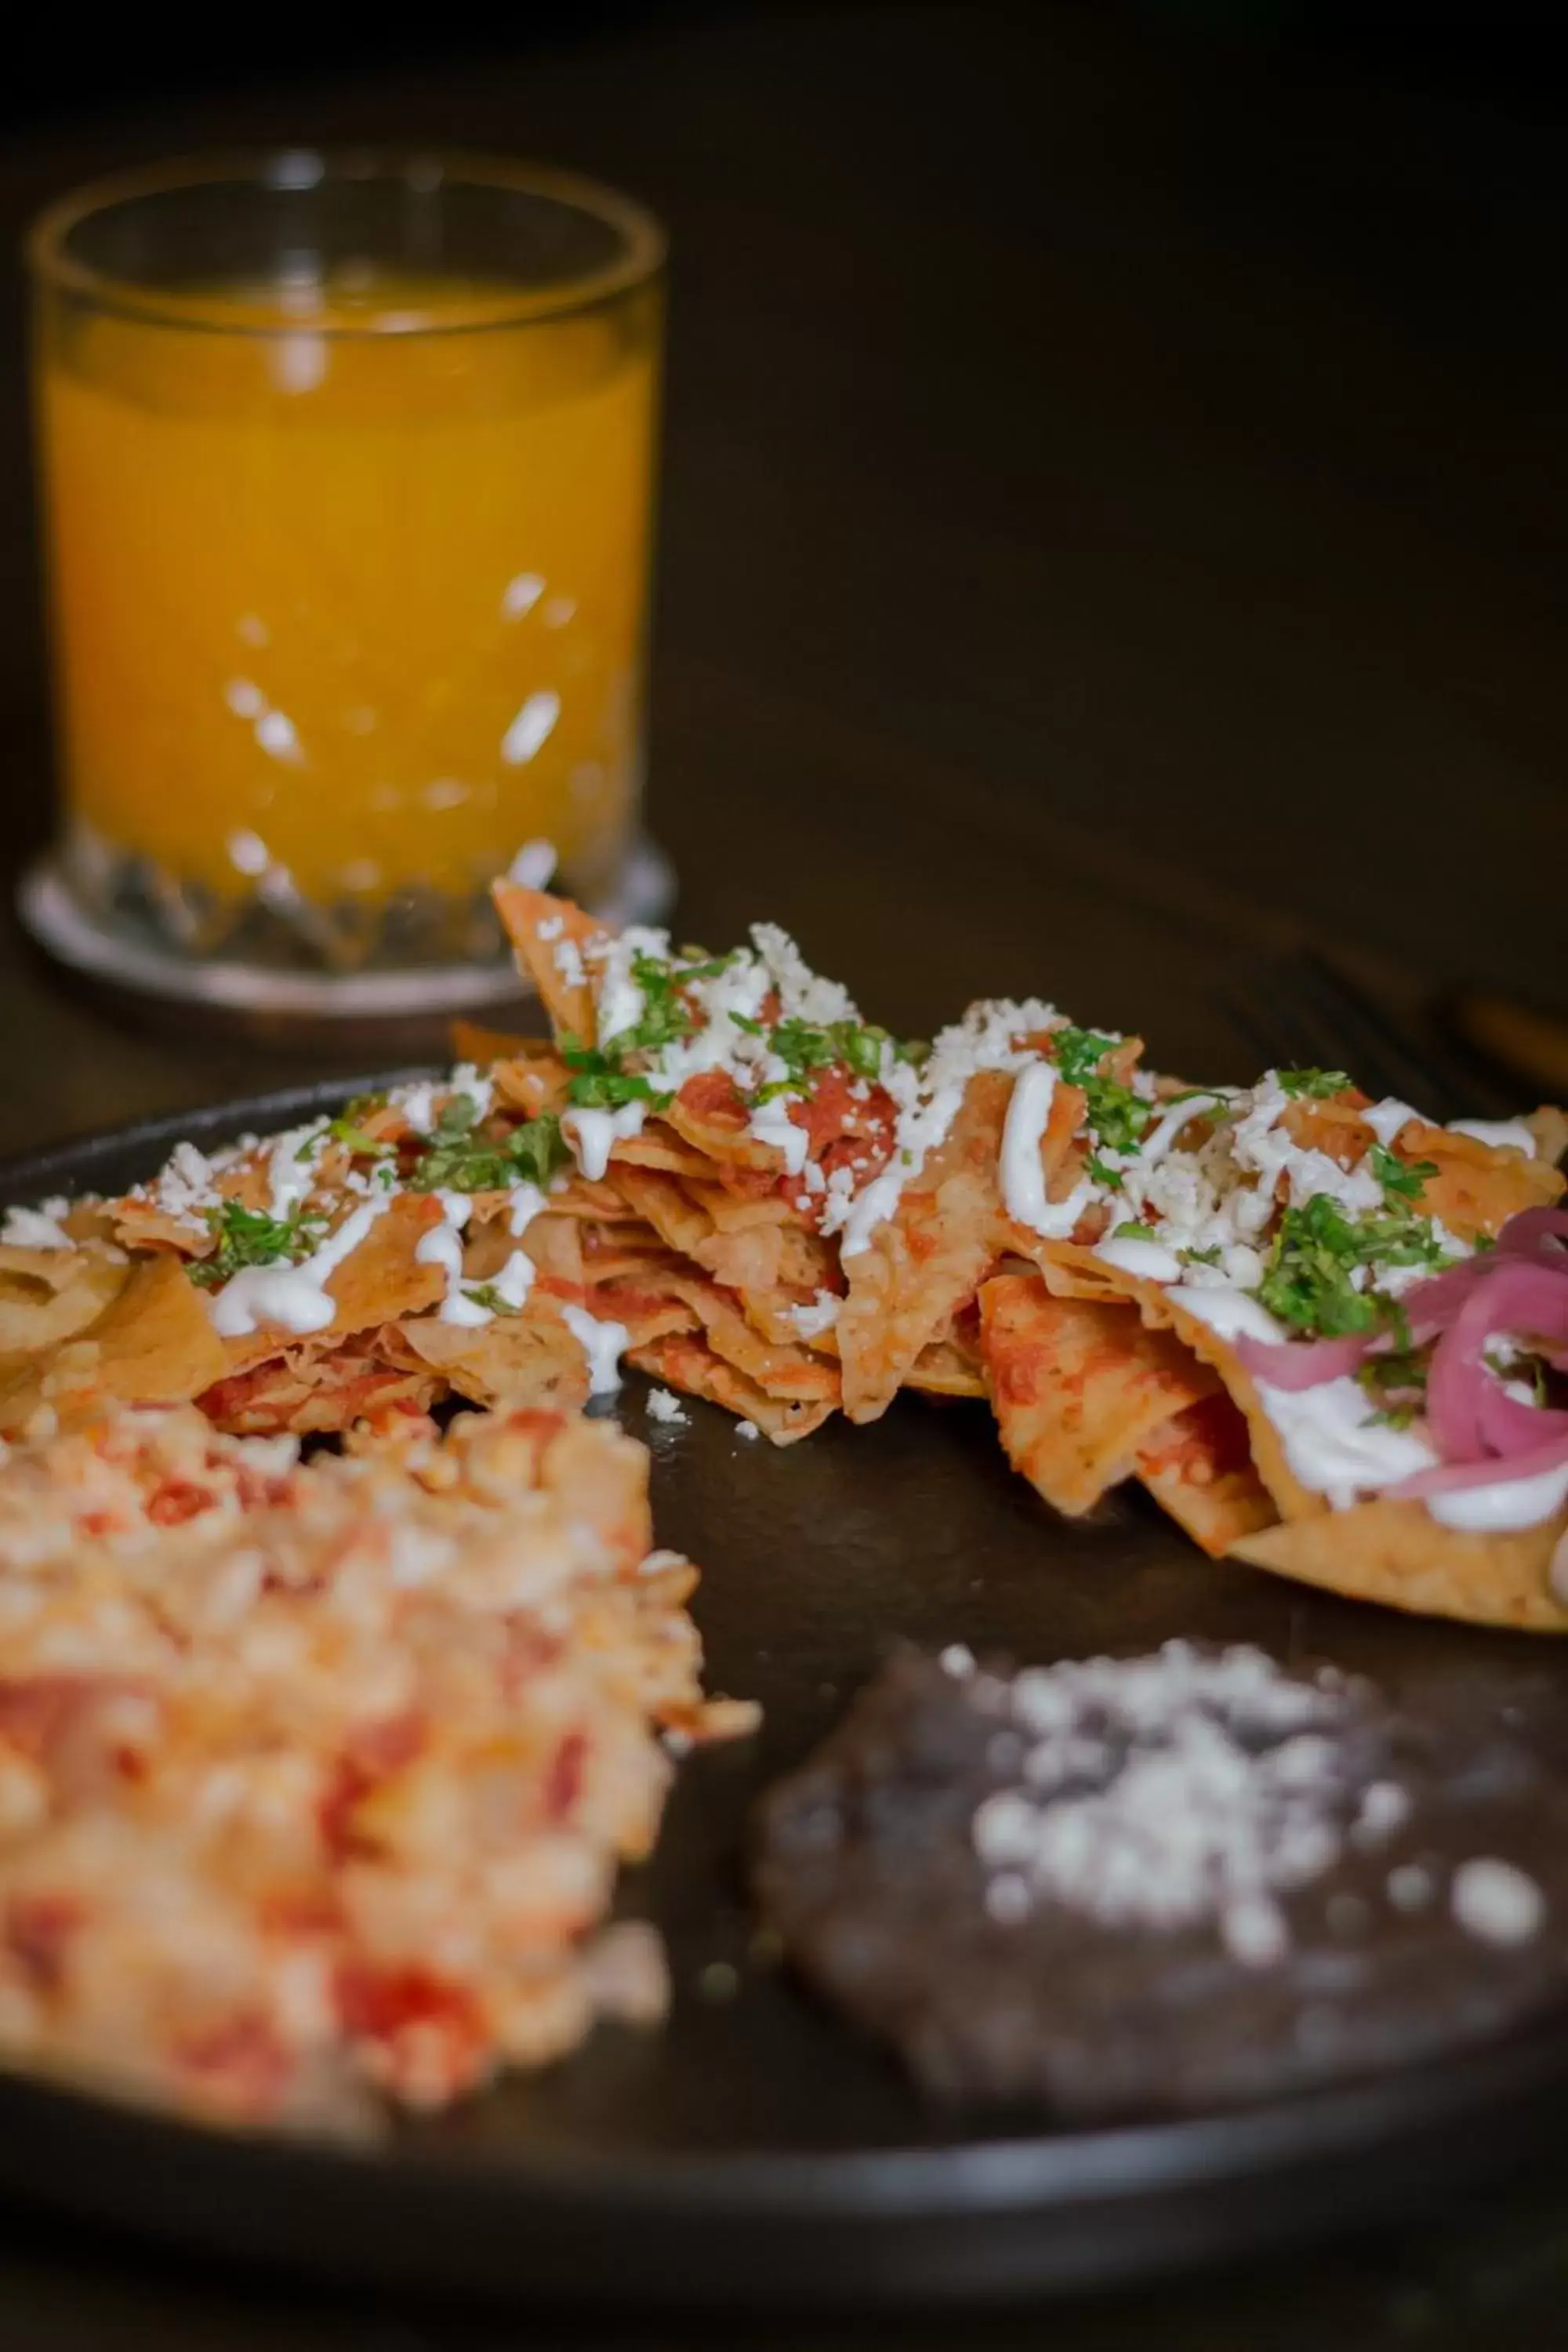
[1232,1203,1568,1486]
[1496,1207,1568,1258]
[1425,1261,1568,1462]
[1389,1425,1568,1501]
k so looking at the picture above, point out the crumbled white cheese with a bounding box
[1450,1857,1544,1946]
[1230,1075,1384,1220]
[390,1080,440,1138]
[824,996,1060,1258]
[142,1140,223,1226]
[735,1420,760,1441]
[786,1290,841,1340]
[264,1121,328,1223]
[970,1642,1403,1970]
[645,1387,688,1427]
[1,1202,73,1250]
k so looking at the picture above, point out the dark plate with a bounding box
[2,1080,1568,2311]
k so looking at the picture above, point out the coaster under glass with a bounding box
[20,834,673,1025]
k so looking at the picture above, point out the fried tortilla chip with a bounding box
[322,1192,445,1334]
[646,1272,840,1403]
[465,1209,584,1290]
[1136,1393,1278,1558]
[837,1072,1011,1424]
[1232,1501,1568,1633]
[978,1272,1218,1516]
[626,1334,835,1446]
[492,882,608,1041]
[608,1131,712,1178]
[612,1167,713,1261]
[586,1283,702,1348]
[1030,1242,1325,1524]
[391,1311,592,1414]
[904,1339,988,1400]
[85,1257,232,1408]
[448,1020,541,1066]
[196,1347,441,1436]
[661,1076,784,1176]
[1396,1120,1565,1240]
[691,1222,785,1294]
[0,1247,126,1356]
[1527,1106,1568,1166]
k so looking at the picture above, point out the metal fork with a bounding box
[1221,951,1519,1124]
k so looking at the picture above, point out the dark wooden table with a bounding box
[0,4,1566,2340]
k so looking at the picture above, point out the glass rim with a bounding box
[25,147,667,339]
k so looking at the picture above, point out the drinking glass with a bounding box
[24,151,670,1018]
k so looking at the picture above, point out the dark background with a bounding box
[2,2,1568,2343]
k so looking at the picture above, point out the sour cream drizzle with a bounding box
[829,997,1062,1258]
[564,1103,647,1182]
[1362,1098,1422,1149]
[207,1196,390,1338]
[416,1192,491,1327]
[561,1303,630,1394]
[1000,1062,1096,1240]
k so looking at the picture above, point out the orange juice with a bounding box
[34,268,660,933]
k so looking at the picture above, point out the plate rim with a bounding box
[2,1080,1566,2301]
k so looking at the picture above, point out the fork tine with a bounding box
[1221,953,1512,1123]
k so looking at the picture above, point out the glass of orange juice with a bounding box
[23,151,669,1018]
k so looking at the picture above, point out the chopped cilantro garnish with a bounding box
[189,1200,324,1287]
[1369,1144,1437,1203]
[1112,1220,1152,1242]
[1051,1026,1152,1157]
[617,952,699,1054]
[1053,1027,1120,1087]
[326,1121,391,1159]
[462,1283,520,1317]
[754,1016,898,1100]
[1258,1190,1450,1338]
[601,949,741,1058]
[411,1105,569,1194]
[1087,1154,1125,1189]
[561,1047,673,1113]
[1276,1069,1352,1099]
[1180,1243,1224,1266]
[1354,1200,1450,1274]
[1356,1344,1430,1430]
[1259,1200,1379,1336]
[508,1112,569,1189]
[579,949,915,1110]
